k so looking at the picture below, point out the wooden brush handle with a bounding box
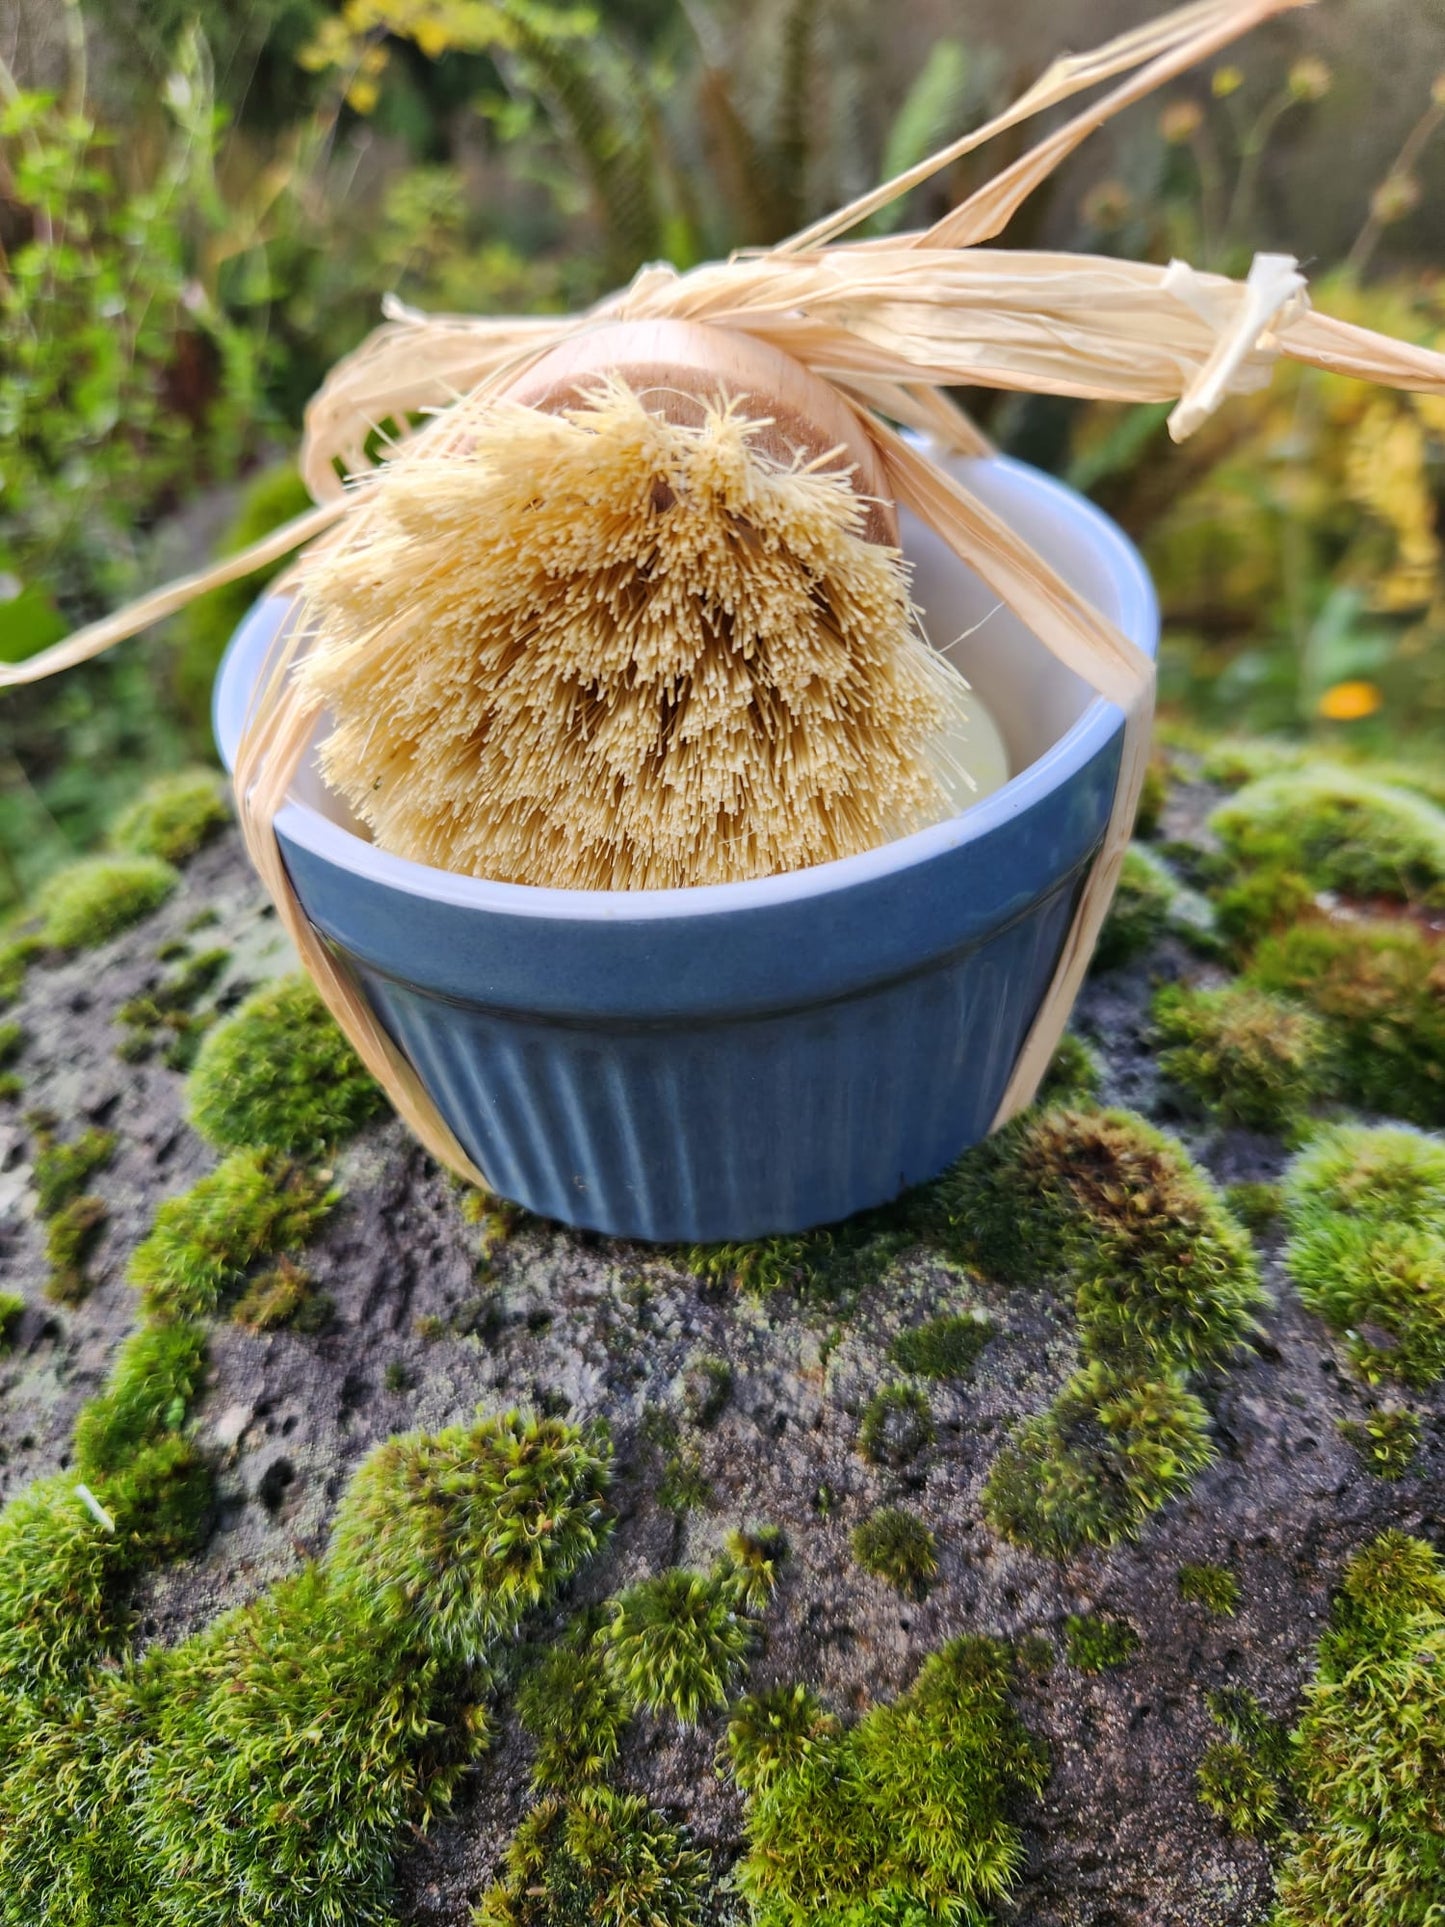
[501,318,898,546]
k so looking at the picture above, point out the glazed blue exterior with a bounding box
[215,456,1156,1242]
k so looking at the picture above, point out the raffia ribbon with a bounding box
[10,0,1445,1200]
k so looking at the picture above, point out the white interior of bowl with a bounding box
[216,452,1157,921]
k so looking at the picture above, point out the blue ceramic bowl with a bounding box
[215,453,1157,1242]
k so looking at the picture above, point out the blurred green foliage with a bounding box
[0,1,1441,920]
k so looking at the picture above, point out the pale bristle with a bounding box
[296,380,976,891]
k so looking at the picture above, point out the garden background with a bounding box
[1,0,1443,918]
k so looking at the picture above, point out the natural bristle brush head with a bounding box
[296,319,981,893]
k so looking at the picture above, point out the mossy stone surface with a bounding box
[1212,766,1445,910]
[111,769,230,866]
[34,855,178,950]
[1,751,1443,1927]
[187,974,386,1156]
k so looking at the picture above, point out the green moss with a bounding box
[1153,981,1329,1136]
[657,1450,713,1516]
[723,1684,840,1797]
[34,856,178,950]
[517,1638,631,1789]
[1015,1633,1055,1676]
[1093,844,1176,972]
[1205,1685,1292,1780]
[44,1195,109,1305]
[1338,1404,1422,1479]
[1273,1532,1445,1922]
[474,1786,710,1927]
[456,1185,521,1260]
[72,1324,206,1481]
[601,1568,752,1726]
[31,1125,114,1218]
[116,945,230,1068]
[1283,1124,1445,1386]
[1213,864,1317,956]
[857,1381,934,1467]
[851,1507,938,1598]
[1134,750,1169,841]
[641,1406,714,1516]
[100,1434,213,1564]
[1039,1030,1103,1104]
[1249,916,1445,1127]
[1063,1612,1138,1673]
[231,1256,332,1332]
[137,1563,487,1925]
[983,1363,1214,1559]
[679,1353,732,1427]
[889,1310,994,1378]
[110,770,229,865]
[0,1410,614,1927]
[683,1202,917,1312]
[734,1637,1048,1926]
[1212,767,1445,911]
[0,1293,21,1349]
[1197,1739,1282,1837]
[715,1525,785,1615]
[942,1106,1259,1557]
[0,1022,22,1100]
[0,1664,149,1924]
[329,1411,612,1661]
[1199,738,1308,789]
[1225,1180,1285,1233]
[128,1150,336,1321]
[945,1107,1264,1373]
[0,1476,132,1692]
[187,974,386,1156]
[0,935,40,1007]
[1178,1561,1240,1616]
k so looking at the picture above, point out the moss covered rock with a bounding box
[0,745,1443,1927]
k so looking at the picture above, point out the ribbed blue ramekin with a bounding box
[214,454,1157,1242]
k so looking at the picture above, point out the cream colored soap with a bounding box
[932,690,1011,816]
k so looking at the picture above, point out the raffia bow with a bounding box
[11,0,1445,1197]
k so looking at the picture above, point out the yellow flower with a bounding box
[345,75,381,113]
[414,17,451,57]
[1160,100,1204,144]
[1318,681,1384,722]
[1212,66,1244,98]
